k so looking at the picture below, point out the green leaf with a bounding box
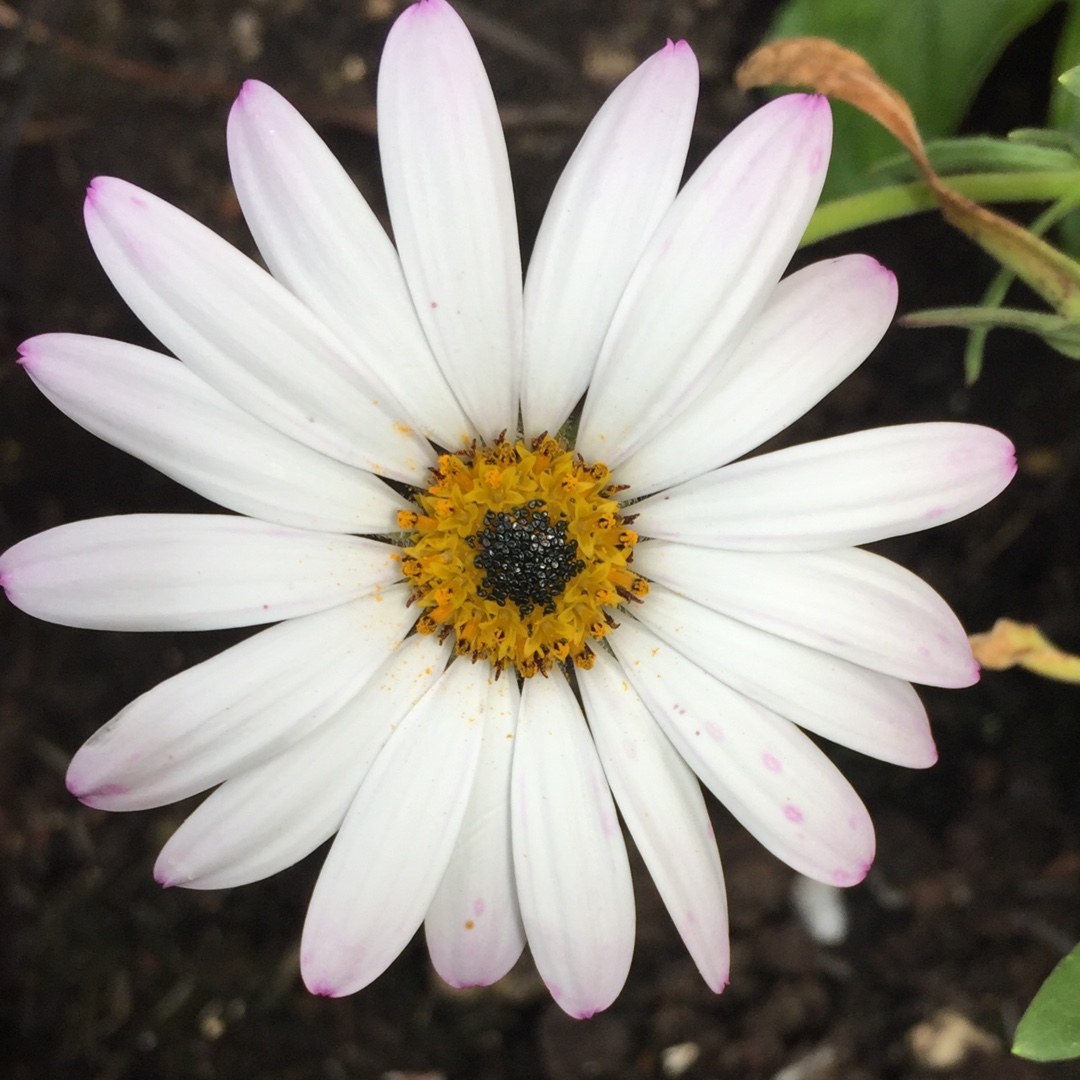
[767,0,1058,198]
[870,136,1078,183]
[1010,126,1080,156]
[1049,0,1080,255]
[1051,1,1080,130]
[1013,942,1080,1062]
[903,305,1080,359]
[904,305,1080,360]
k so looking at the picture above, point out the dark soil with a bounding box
[3,2,1080,1079]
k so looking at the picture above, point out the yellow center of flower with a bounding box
[398,435,648,677]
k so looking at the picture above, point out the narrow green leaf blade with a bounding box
[903,306,1080,359]
[871,137,1078,183]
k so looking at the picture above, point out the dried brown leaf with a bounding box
[737,38,930,174]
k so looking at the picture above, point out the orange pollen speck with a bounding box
[398,434,648,677]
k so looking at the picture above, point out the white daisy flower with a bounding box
[0,0,1014,1018]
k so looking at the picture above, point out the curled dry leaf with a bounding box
[969,618,1080,682]
[737,38,1080,318]
[736,38,929,172]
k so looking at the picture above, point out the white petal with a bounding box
[65,585,415,810]
[521,41,699,438]
[84,177,434,482]
[227,81,473,448]
[155,633,450,890]
[634,423,1016,550]
[634,542,976,688]
[576,94,831,465]
[0,514,400,631]
[425,674,525,988]
[616,254,898,495]
[300,658,490,997]
[378,0,522,438]
[19,334,408,533]
[580,650,729,992]
[512,672,635,1018]
[609,617,876,886]
[631,584,937,768]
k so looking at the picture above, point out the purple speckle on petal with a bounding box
[704,720,724,742]
[472,898,485,917]
[784,805,804,824]
[924,505,946,521]
[762,752,781,773]
[807,146,824,174]
[832,869,855,885]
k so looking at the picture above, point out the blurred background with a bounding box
[2,1,1080,1077]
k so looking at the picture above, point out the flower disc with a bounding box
[399,435,648,676]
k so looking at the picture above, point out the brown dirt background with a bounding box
[4,2,1080,1078]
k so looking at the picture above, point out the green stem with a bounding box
[801,170,1080,246]
[903,305,1071,333]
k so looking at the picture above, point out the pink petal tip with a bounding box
[66,770,127,807]
[15,339,38,368]
[153,865,178,889]
[1003,442,1019,481]
[403,0,451,22]
[302,974,342,998]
